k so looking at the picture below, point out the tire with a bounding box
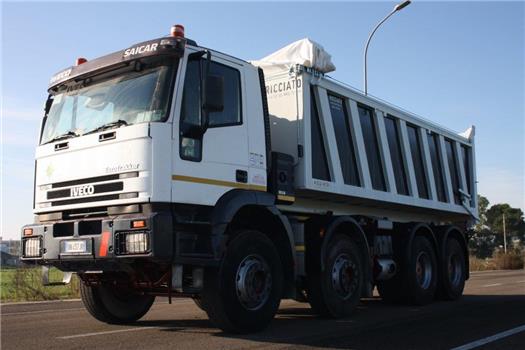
[307,234,364,318]
[80,281,155,324]
[439,238,466,300]
[200,230,283,333]
[407,236,438,305]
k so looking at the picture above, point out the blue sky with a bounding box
[1,1,524,239]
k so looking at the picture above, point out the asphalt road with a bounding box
[2,269,524,350]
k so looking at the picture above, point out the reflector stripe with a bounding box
[99,231,110,257]
[172,174,267,192]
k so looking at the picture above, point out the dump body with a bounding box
[261,67,477,224]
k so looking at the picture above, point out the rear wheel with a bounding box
[307,234,364,318]
[80,281,155,324]
[439,238,466,300]
[407,236,438,305]
[200,230,283,333]
[378,235,438,305]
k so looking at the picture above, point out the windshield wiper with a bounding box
[83,120,129,136]
[44,131,80,144]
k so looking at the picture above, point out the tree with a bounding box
[469,195,497,258]
[468,196,525,258]
[474,195,489,230]
[486,204,525,241]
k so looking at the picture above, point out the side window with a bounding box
[179,58,242,161]
[208,62,242,127]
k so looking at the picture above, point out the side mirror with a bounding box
[203,75,224,113]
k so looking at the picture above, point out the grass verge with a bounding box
[0,266,80,303]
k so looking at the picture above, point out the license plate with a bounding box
[62,240,88,254]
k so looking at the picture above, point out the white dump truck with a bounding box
[21,25,477,333]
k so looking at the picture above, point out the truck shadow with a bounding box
[133,294,525,349]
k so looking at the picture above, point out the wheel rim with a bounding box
[448,253,463,288]
[331,253,359,300]
[235,254,272,311]
[415,251,433,290]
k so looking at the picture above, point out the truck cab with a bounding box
[21,25,474,334]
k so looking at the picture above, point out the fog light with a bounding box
[125,232,149,254]
[24,237,42,257]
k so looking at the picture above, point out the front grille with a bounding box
[51,174,120,188]
[47,182,124,200]
[51,194,121,206]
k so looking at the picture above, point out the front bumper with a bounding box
[20,211,173,271]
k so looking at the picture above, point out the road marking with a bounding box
[3,308,85,316]
[57,326,164,339]
[450,324,525,350]
[482,283,502,287]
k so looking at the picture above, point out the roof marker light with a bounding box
[76,57,87,66]
[170,24,185,38]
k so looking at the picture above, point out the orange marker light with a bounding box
[76,57,87,66]
[132,220,146,229]
[170,24,185,38]
[24,228,33,236]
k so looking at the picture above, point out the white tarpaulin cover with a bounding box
[251,38,336,75]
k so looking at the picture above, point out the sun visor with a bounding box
[251,38,336,75]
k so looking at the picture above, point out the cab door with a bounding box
[172,52,250,206]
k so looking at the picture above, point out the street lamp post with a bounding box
[363,0,411,95]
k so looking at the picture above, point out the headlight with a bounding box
[24,237,42,258]
[116,231,149,255]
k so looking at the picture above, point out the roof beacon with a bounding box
[75,57,87,66]
[171,24,185,38]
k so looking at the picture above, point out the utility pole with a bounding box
[502,212,507,253]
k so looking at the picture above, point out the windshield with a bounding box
[41,63,176,144]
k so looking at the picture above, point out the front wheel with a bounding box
[200,230,283,333]
[80,281,155,324]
